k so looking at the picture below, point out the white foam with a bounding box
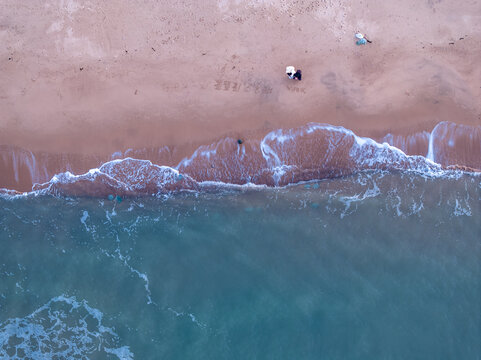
[237,142,246,159]
[409,200,424,216]
[177,139,232,169]
[0,295,133,359]
[104,346,135,360]
[167,307,206,329]
[3,122,480,198]
[197,180,268,190]
[111,151,123,159]
[99,233,154,305]
[80,210,95,234]
[338,179,381,218]
[114,246,154,305]
[453,198,472,217]
[426,122,444,162]
[100,158,183,191]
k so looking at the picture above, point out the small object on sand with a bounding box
[152,47,156,51]
[355,32,372,44]
[286,66,302,80]
[79,67,84,71]
[8,57,12,61]
[449,42,455,45]
[237,139,243,145]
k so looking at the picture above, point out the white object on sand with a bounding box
[355,33,364,39]
[286,66,296,79]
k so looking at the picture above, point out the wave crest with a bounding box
[32,159,199,196]
[2,122,479,197]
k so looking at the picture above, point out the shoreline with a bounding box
[1,0,480,190]
[1,121,480,194]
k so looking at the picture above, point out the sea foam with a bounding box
[0,295,133,359]
[1,122,479,198]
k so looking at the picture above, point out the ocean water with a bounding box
[1,171,480,359]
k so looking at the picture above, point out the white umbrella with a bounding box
[355,33,364,39]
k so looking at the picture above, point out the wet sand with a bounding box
[1,0,480,191]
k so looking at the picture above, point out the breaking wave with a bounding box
[1,122,480,197]
[0,295,133,359]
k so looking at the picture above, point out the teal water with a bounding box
[1,171,480,359]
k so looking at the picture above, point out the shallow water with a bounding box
[2,121,480,192]
[1,171,480,359]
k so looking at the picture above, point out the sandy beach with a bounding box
[1,0,480,191]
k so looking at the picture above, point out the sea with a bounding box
[0,122,480,359]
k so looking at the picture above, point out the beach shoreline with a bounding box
[1,0,480,191]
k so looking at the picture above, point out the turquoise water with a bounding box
[1,171,480,359]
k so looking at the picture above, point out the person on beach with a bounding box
[355,32,372,45]
[286,66,302,80]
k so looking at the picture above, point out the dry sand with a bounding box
[1,0,480,190]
